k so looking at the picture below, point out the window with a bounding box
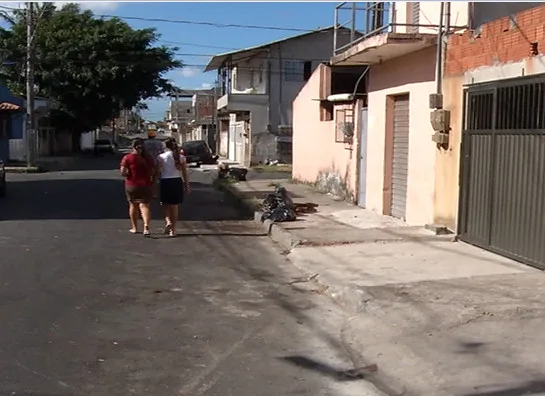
[320,101,333,122]
[284,60,304,82]
[303,61,312,81]
[0,116,10,139]
[335,107,355,143]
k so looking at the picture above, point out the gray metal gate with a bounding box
[391,94,410,220]
[459,73,545,269]
[358,107,368,207]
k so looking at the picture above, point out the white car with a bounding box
[93,139,117,155]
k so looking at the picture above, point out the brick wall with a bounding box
[446,5,545,76]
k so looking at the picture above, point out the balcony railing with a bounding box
[333,2,468,56]
[334,2,392,56]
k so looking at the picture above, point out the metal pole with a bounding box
[213,81,219,155]
[25,1,35,167]
[435,2,445,96]
[351,2,356,44]
[333,6,338,55]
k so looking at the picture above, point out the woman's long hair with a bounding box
[165,138,182,170]
[133,138,145,155]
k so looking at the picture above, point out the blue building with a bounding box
[0,84,24,161]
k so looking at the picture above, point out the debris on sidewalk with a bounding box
[261,185,297,223]
[217,163,248,181]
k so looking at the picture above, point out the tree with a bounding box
[0,3,182,133]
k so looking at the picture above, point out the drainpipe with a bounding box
[445,2,451,35]
[435,2,445,96]
[277,43,283,129]
[443,2,450,80]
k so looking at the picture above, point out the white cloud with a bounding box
[201,83,212,89]
[179,66,201,78]
[56,2,120,12]
[0,2,120,12]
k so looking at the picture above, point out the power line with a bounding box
[96,13,320,33]
[0,4,329,33]
[156,40,237,51]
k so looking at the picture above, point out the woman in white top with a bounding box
[157,138,190,237]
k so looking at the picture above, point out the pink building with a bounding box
[292,64,366,203]
[292,2,469,226]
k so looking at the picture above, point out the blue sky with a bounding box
[91,1,340,121]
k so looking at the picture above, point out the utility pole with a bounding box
[213,81,219,155]
[25,1,35,167]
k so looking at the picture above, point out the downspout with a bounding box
[435,2,445,96]
[443,2,451,82]
[350,66,370,148]
[278,43,283,129]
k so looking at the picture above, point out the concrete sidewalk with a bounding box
[218,174,545,395]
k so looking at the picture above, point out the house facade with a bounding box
[437,2,545,269]
[205,27,356,166]
[293,1,469,226]
[0,85,25,161]
[292,64,367,201]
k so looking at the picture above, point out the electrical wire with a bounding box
[0,5,328,34]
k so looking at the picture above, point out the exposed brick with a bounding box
[446,5,545,76]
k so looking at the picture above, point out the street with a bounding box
[0,157,381,396]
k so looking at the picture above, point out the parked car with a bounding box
[181,140,218,166]
[94,139,117,155]
[0,158,5,197]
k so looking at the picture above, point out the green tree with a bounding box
[0,3,182,133]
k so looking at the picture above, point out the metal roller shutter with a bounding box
[391,94,410,220]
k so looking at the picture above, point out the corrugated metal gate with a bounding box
[459,74,545,269]
[391,94,410,220]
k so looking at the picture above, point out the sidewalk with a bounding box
[217,172,545,396]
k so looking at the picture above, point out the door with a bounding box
[228,123,236,161]
[390,94,410,220]
[357,107,368,207]
[459,75,545,269]
[234,121,245,164]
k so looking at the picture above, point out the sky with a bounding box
[58,1,342,121]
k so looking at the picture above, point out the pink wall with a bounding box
[292,64,361,201]
[365,47,437,225]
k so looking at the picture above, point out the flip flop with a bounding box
[129,229,138,234]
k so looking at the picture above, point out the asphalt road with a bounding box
[0,157,382,396]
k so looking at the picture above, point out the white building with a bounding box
[204,26,356,166]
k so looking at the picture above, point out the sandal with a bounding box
[168,229,176,237]
[143,228,151,237]
[163,223,172,235]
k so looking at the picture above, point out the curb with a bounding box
[213,178,302,251]
[5,166,44,174]
[213,178,389,313]
[213,177,415,394]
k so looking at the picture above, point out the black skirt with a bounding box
[160,177,184,205]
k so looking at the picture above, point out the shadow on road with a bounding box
[41,154,124,172]
[0,177,247,222]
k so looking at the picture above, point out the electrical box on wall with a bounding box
[429,93,443,109]
[432,132,449,145]
[430,109,451,132]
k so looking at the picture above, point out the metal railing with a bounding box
[333,2,468,56]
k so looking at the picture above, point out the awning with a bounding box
[0,102,21,111]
